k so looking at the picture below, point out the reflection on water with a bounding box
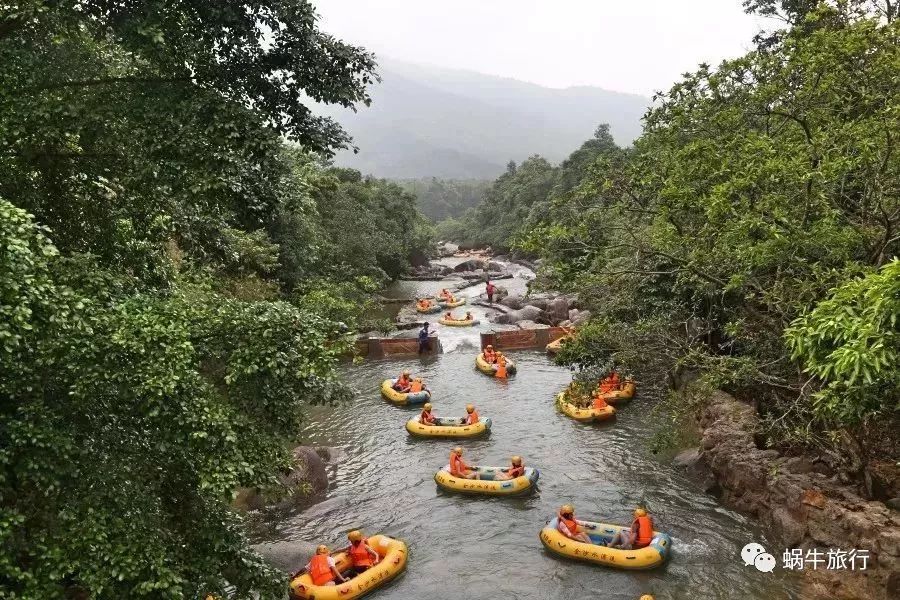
[253,336,802,599]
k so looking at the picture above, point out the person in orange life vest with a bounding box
[459,404,479,425]
[346,530,380,575]
[495,353,508,379]
[417,298,431,310]
[449,447,478,479]
[607,508,654,549]
[557,504,592,543]
[303,545,346,586]
[496,455,525,480]
[444,311,453,320]
[482,344,497,364]
[440,288,452,301]
[419,402,436,425]
[393,370,412,392]
[409,377,426,393]
[591,390,609,410]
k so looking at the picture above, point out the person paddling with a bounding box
[496,455,525,480]
[460,404,479,425]
[303,545,346,586]
[346,530,380,575]
[607,508,654,549]
[420,402,436,425]
[449,447,478,479]
[557,504,592,543]
[393,370,412,392]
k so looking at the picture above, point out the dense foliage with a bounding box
[1,2,432,598]
[396,178,491,223]
[463,3,899,485]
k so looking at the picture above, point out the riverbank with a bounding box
[678,390,900,599]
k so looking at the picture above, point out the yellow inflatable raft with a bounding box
[434,465,539,496]
[289,534,408,600]
[555,392,616,423]
[438,316,479,327]
[475,353,517,376]
[416,303,441,314]
[380,379,431,405]
[546,335,572,355]
[406,415,492,438]
[438,297,467,308]
[539,517,672,570]
[597,380,636,404]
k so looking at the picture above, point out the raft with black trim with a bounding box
[380,379,431,405]
[438,316,479,327]
[434,465,538,496]
[289,534,408,600]
[438,297,467,308]
[416,303,441,314]
[597,380,636,404]
[406,415,492,438]
[555,392,616,423]
[539,517,671,570]
[474,353,517,376]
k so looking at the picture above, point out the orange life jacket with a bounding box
[449,453,470,477]
[410,380,423,392]
[634,515,653,548]
[465,410,479,425]
[496,358,507,379]
[507,465,525,478]
[308,554,334,586]
[395,375,410,389]
[349,540,374,568]
[558,515,579,537]
[420,410,435,424]
[592,395,608,409]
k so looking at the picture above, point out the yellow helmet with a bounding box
[347,530,363,542]
[414,377,422,382]
[423,402,432,411]
[466,404,475,413]
[511,455,522,466]
[452,446,463,455]
[486,344,493,349]
[560,504,574,515]
[316,545,329,555]
[634,508,648,517]
[402,370,411,376]
[640,596,655,600]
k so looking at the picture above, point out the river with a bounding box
[252,261,802,600]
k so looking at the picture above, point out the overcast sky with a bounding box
[313,0,772,96]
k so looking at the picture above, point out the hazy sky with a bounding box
[313,0,771,96]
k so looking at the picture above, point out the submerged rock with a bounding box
[233,445,329,512]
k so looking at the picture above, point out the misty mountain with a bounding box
[319,58,649,179]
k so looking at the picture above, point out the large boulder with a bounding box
[233,445,329,512]
[486,261,505,272]
[253,540,318,572]
[500,294,524,310]
[492,285,509,301]
[453,258,485,272]
[517,305,544,322]
[547,297,569,324]
[572,310,592,326]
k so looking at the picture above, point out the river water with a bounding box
[253,262,802,600]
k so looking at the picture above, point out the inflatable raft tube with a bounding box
[438,297,467,308]
[597,380,636,404]
[380,379,431,405]
[438,317,479,327]
[289,534,408,600]
[539,517,671,570]
[406,415,492,438]
[555,392,616,423]
[434,465,539,496]
[474,353,517,376]
[416,303,441,314]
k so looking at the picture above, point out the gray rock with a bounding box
[547,297,569,324]
[784,456,815,475]
[453,258,485,272]
[518,305,544,322]
[500,294,524,310]
[559,320,573,328]
[253,540,318,572]
[284,446,329,496]
[568,309,580,321]
[486,261,505,272]
[572,310,591,325]
[674,449,702,468]
[886,498,900,511]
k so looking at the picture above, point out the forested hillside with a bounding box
[397,178,492,222]
[0,3,431,598]
[461,2,900,489]
[318,58,649,179]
